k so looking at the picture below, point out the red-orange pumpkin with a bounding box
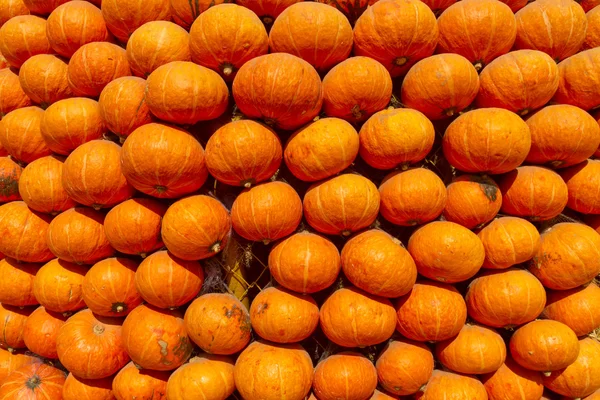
[0,349,36,383]
[22,306,66,359]
[0,106,51,164]
[0,157,22,202]
[235,0,302,26]
[0,304,33,351]
[0,15,50,68]
[22,0,69,14]
[0,362,66,400]
[443,175,502,229]
[112,361,169,400]
[561,159,600,214]
[481,357,544,400]
[0,0,29,27]
[376,339,434,396]
[313,352,377,400]
[418,370,488,400]
[101,0,171,43]
[0,257,38,306]
[553,48,600,111]
[63,373,114,400]
[315,0,377,25]
[0,68,32,118]
[0,201,53,263]
[585,6,600,50]
[578,0,600,11]
[166,355,236,400]
[542,282,600,336]
[33,258,87,313]
[169,0,231,30]
[18,54,72,108]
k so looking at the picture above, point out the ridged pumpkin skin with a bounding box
[0,0,29,27]
[0,349,36,383]
[553,48,600,111]
[206,120,282,187]
[0,304,32,350]
[63,374,114,400]
[515,0,587,62]
[322,57,392,123]
[313,352,377,400]
[561,159,600,213]
[166,355,235,400]
[0,106,51,164]
[353,0,438,77]
[190,4,268,80]
[33,259,87,313]
[250,287,319,343]
[18,54,72,108]
[67,42,131,98]
[341,229,417,298]
[304,174,379,236]
[170,0,231,30]
[510,320,580,373]
[234,341,313,400]
[419,370,488,400]
[235,0,301,25]
[184,294,251,355]
[585,7,600,50]
[269,3,352,72]
[443,175,502,229]
[135,251,204,309]
[284,118,358,182]
[18,155,76,214]
[476,50,559,115]
[22,0,69,14]
[62,140,134,209]
[320,287,396,347]
[101,0,170,43]
[46,1,110,58]
[145,61,229,125]
[481,357,544,400]
[161,195,231,261]
[0,201,53,263]
[315,0,377,24]
[542,282,600,336]
[498,166,568,221]
[0,362,66,400]
[41,98,106,155]
[268,231,341,294]
[22,307,66,359]
[47,207,115,265]
[530,223,600,290]
[233,53,323,130]
[376,339,434,396]
[0,15,50,68]
[0,68,32,117]
[579,0,600,11]
[112,361,169,400]
[0,157,22,202]
[0,258,37,306]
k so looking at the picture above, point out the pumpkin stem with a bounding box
[262,239,271,245]
[444,107,457,117]
[341,229,352,236]
[393,56,408,67]
[221,64,234,77]
[518,108,531,116]
[262,16,274,25]
[119,136,126,144]
[139,252,147,258]
[548,160,564,168]
[241,178,256,188]
[7,347,14,353]
[91,204,103,210]
[155,185,168,194]
[211,242,222,254]
[93,324,105,335]
[473,61,484,72]
[400,162,410,171]
[111,303,126,313]
[351,105,363,120]
[25,375,41,390]
[543,371,552,377]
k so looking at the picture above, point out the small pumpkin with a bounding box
[0,15,50,68]
[166,355,235,400]
[22,0,69,14]
[418,370,488,400]
[561,159,600,214]
[18,54,72,108]
[0,349,36,383]
[0,257,38,307]
[584,6,600,50]
[169,0,230,30]
[0,304,33,351]
[443,175,502,229]
[553,48,600,111]
[0,0,29,27]
[0,201,53,263]
[481,357,544,400]
[0,157,22,202]
[101,0,171,43]
[313,352,377,400]
[33,258,87,313]
[315,0,377,24]
[22,307,66,359]
[376,339,434,396]
[235,0,301,26]
[112,361,169,400]
[0,362,66,399]
[63,373,114,400]
[0,68,32,117]
[542,282,600,336]
[0,106,51,164]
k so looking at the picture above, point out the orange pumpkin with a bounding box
[135,250,204,309]
[542,282,600,336]
[443,175,502,229]
[376,339,434,396]
[0,106,51,164]
[476,50,559,116]
[0,201,53,263]
[162,195,231,260]
[46,1,110,58]
[205,120,282,187]
[341,229,417,298]
[190,4,268,80]
[22,306,66,359]
[268,231,341,294]
[396,280,467,342]
[313,352,377,400]
[530,223,600,290]
[0,0,29,27]
[18,54,72,108]
[553,48,600,111]
[170,0,231,30]
[232,53,323,130]
[443,108,532,174]
[0,349,36,383]
[112,361,169,400]
[63,374,114,400]
[166,355,235,400]
[369,390,400,400]
[498,166,568,221]
[235,0,301,26]
[0,258,38,307]
[584,6,600,50]
[101,0,170,43]
[322,57,392,123]
[18,155,76,214]
[320,287,396,347]
[315,0,377,25]
[418,370,488,400]
[0,68,32,117]
[561,159,600,214]
[353,0,438,77]
[0,304,32,351]
[0,157,22,202]
[47,207,115,265]
[122,304,192,371]
[304,174,379,236]
[578,0,600,11]
[585,390,600,400]
[22,0,69,14]
[0,15,50,68]
[0,362,66,399]
[481,357,544,400]
[284,118,358,182]
[33,258,87,313]
[40,98,106,155]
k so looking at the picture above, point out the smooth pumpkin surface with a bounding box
[22,0,69,14]
[0,362,66,400]
[561,159,600,214]
[0,68,32,117]
[0,349,36,383]
[18,54,73,108]
[112,361,169,400]
[553,48,600,111]
[101,0,170,42]
[0,106,51,164]
[376,339,434,396]
[0,201,53,263]
[443,175,502,229]
[542,282,600,336]
[62,373,115,400]
[315,0,377,24]
[0,15,51,68]
[418,370,488,400]
[313,352,377,400]
[33,258,87,313]
[0,257,38,307]
[166,355,235,400]
[481,357,544,400]
[0,0,29,27]
[235,0,301,26]
[584,6,600,49]
[170,0,231,30]
[0,304,33,350]
[0,157,21,202]
[22,306,66,359]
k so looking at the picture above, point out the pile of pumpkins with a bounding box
[1,0,600,398]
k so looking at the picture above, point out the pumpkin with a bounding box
[585,391,600,400]
[543,282,600,336]
[498,166,568,221]
[359,108,435,170]
[353,0,438,77]
[0,201,53,263]
[515,0,587,62]
[46,1,110,58]
[0,349,36,383]
[0,304,32,350]
[122,304,193,371]
[18,155,76,214]
[135,250,204,309]
[320,287,396,347]
[190,4,268,80]
[481,357,544,400]
[166,355,235,400]
[553,48,600,111]
[62,140,134,209]
[0,15,50,68]
[232,53,323,130]
[205,120,282,187]
[510,320,580,373]
[101,0,170,43]
[22,307,66,359]
[250,287,319,343]
[418,370,488,400]
[268,231,341,294]
[67,42,131,98]
[315,0,377,24]
[284,118,358,182]
[18,54,72,108]
[235,0,301,26]
[0,157,22,202]
[0,106,51,164]
[63,374,114,400]
[234,341,313,400]
[341,229,417,298]
[126,21,190,78]
[0,0,29,27]
[585,6,600,50]
[313,352,377,400]
[376,339,434,396]
[578,0,600,11]
[47,207,115,264]
[443,175,502,229]
[369,390,400,400]
[22,0,68,14]
[0,68,32,117]
[304,174,379,236]
[269,3,352,73]
[33,258,87,313]
[161,195,231,260]
[0,258,38,307]
[322,57,392,123]
[0,362,66,400]
[112,361,169,400]
[395,280,467,342]
[530,222,600,290]
[476,50,559,115]
[561,159,600,213]
[40,98,106,155]
[145,61,229,125]
[170,0,231,30]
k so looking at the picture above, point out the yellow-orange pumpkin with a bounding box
[101,0,171,43]
[33,258,87,313]
[18,54,72,108]
[443,175,502,229]
[112,361,169,400]
[166,355,235,400]
[481,357,544,400]
[22,306,66,359]
[0,304,32,351]
[376,339,434,396]
[584,6,600,50]
[561,159,600,214]
[22,0,69,14]
[169,0,231,30]
[0,258,37,307]
[0,156,22,202]
[553,48,600,111]
[0,0,29,27]
[313,352,377,400]
[0,361,66,399]
[0,68,32,117]
[0,106,51,164]
[235,0,302,26]
[0,201,53,263]
[0,349,36,387]
[542,282,600,336]
[418,370,488,400]
[62,374,114,400]
[0,15,50,68]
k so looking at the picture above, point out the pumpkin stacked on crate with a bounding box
[0,0,599,399]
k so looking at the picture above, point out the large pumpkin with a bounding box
[18,54,72,108]
[22,307,66,359]
[63,374,114,400]
[0,362,66,400]
[0,0,29,27]
[443,175,502,229]
[481,357,544,400]
[0,304,32,350]
[585,6,600,49]
[112,361,169,400]
[313,352,377,400]
[542,282,600,336]
[0,106,51,164]
[553,48,600,111]
[33,259,87,313]
[376,339,434,396]
[0,68,32,117]
[170,0,231,30]
[0,201,53,263]
[166,355,235,400]
[0,258,38,307]
[0,15,50,68]
[0,349,36,383]
[561,159,600,214]
[22,0,69,14]
[101,0,171,43]
[418,370,488,400]
[235,0,301,26]
[0,157,21,202]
